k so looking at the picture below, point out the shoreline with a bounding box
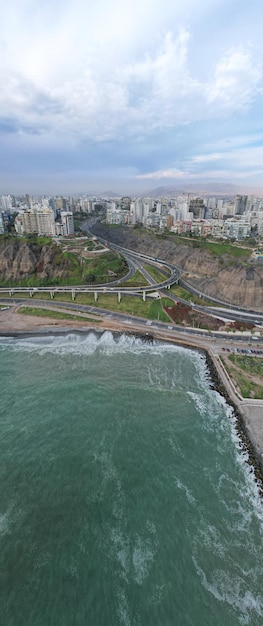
[1,310,263,492]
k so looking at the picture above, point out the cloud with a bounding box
[206,46,262,110]
[1,0,263,190]
[0,6,262,145]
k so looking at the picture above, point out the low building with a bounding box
[223,219,251,240]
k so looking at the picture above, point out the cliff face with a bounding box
[93,225,263,310]
[0,238,72,283]
[1,231,263,310]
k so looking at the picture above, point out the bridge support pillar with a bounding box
[142,291,146,302]
[50,291,54,299]
[118,291,121,303]
[72,289,75,301]
[167,284,170,289]
[30,291,33,297]
[9,290,14,297]
[94,291,98,302]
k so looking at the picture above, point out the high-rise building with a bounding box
[60,211,75,236]
[0,195,12,210]
[234,195,248,215]
[15,208,56,236]
[189,197,205,219]
[121,197,131,210]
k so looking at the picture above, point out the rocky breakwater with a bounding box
[206,351,263,493]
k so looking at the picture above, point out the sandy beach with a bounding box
[1,304,263,486]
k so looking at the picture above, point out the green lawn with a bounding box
[2,290,174,321]
[143,264,168,283]
[88,294,173,321]
[17,306,101,323]
[121,271,147,287]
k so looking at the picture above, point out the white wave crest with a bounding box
[187,391,208,417]
[0,510,10,536]
[175,478,196,506]
[193,556,263,624]
[0,331,198,358]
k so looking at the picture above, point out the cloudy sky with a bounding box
[1,0,263,194]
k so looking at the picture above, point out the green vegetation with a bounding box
[25,293,172,321]
[121,264,168,287]
[0,292,31,298]
[0,241,129,287]
[228,353,263,377]
[82,251,128,284]
[121,271,146,287]
[170,284,213,306]
[17,306,101,323]
[221,355,263,399]
[148,298,172,322]
[85,240,95,251]
[143,264,168,283]
[88,294,173,321]
[169,234,251,259]
[200,240,250,258]
[0,233,53,246]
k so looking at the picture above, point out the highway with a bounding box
[85,224,263,327]
[1,297,263,345]
[0,220,262,328]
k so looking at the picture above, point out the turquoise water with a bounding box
[0,331,262,626]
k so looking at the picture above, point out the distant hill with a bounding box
[138,183,240,198]
[136,182,263,197]
[101,191,121,198]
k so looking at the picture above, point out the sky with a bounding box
[1,0,263,194]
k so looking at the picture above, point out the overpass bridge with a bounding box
[0,245,180,302]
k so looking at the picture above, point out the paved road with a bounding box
[1,298,263,345]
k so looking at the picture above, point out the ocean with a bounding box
[0,331,262,626]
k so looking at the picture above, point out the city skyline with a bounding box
[1,1,263,193]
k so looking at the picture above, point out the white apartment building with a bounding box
[37,209,56,236]
[106,208,129,225]
[211,221,224,238]
[223,219,251,240]
[0,195,12,210]
[145,213,160,228]
[14,208,56,236]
